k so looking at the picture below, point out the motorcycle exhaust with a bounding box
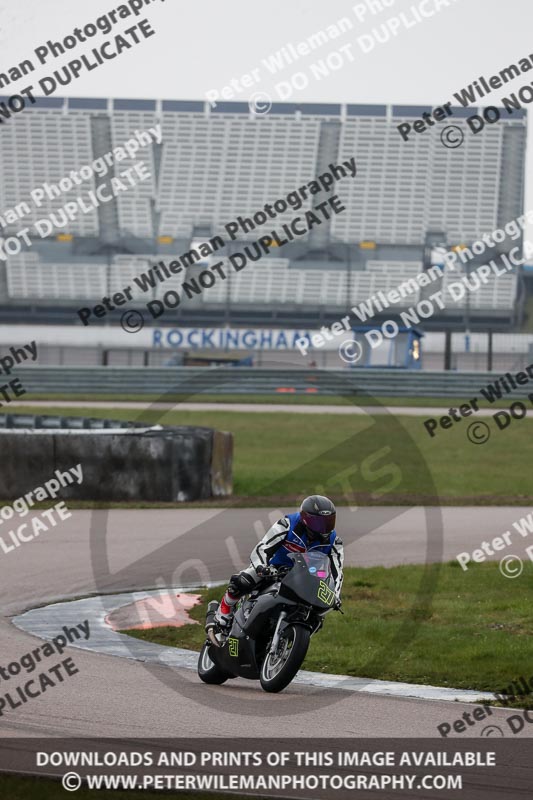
[205,600,221,647]
[207,627,221,648]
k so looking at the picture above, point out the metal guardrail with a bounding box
[14,366,533,399]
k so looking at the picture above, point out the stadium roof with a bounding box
[5,97,526,119]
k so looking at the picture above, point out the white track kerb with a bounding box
[13,590,494,704]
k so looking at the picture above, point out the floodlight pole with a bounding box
[346,242,352,316]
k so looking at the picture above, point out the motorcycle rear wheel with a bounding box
[197,642,230,685]
[259,624,310,693]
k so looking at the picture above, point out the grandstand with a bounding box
[4,254,519,323]
[0,96,527,330]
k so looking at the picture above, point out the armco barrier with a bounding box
[14,365,533,399]
[0,416,233,502]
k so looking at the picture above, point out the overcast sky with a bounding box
[0,0,531,237]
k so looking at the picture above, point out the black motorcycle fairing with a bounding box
[208,593,279,679]
[209,621,260,679]
[240,589,298,638]
[279,552,336,610]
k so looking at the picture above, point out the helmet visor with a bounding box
[301,510,336,537]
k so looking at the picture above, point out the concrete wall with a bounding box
[0,425,233,502]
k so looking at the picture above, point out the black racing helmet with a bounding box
[299,495,336,543]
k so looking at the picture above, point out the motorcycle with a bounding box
[197,547,340,693]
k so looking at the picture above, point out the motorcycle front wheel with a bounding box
[259,624,310,693]
[197,642,230,685]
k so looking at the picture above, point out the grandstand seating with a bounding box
[6,253,106,299]
[334,110,506,246]
[110,110,157,238]
[0,97,524,317]
[4,253,517,312]
[0,98,524,246]
[108,255,152,301]
[0,110,98,236]
[158,112,320,239]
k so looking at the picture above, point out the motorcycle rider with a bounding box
[214,495,344,627]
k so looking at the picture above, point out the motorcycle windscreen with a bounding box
[280,552,336,609]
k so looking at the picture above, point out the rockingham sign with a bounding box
[5,325,319,352]
[150,327,315,351]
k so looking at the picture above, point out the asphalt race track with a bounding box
[13,400,515,416]
[0,506,531,740]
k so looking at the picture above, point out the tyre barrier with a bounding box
[0,413,144,429]
[0,415,233,502]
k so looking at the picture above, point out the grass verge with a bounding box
[122,562,533,704]
[5,405,533,504]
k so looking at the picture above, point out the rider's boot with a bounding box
[213,592,238,628]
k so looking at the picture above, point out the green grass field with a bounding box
[124,562,533,703]
[6,404,532,504]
